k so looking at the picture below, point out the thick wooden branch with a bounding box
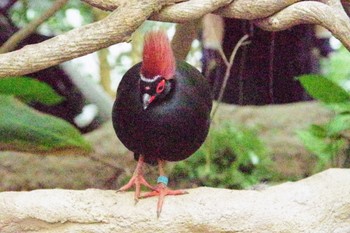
[214,0,301,19]
[81,0,125,11]
[83,0,297,22]
[0,169,349,232]
[0,0,174,77]
[81,0,187,11]
[85,0,350,48]
[150,0,233,23]
[0,0,349,78]
[255,1,350,51]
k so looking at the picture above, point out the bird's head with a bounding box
[139,31,175,110]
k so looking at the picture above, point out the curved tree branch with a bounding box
[0,0,175,77]
[150,0,233,23]
[255,1,350,51]
[81,0,127,11]
[81,0,187,11]
[0,0,349,78]
[214,0,301,19]
[82,0,299,20]
[0,169,349,232]
[82,0,350,47]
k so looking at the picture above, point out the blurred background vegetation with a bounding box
[1,0,350,191]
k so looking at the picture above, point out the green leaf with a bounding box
[0,77,64,105]
[298,74,350,103]
[0,95,91,153]
[326,114,350,136]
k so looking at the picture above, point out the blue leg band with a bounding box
[157,176,169,186]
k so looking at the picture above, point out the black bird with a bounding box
[112,30,212,216]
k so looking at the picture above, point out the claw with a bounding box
[116,155,153,202]
[117,157,188,217]
[141,183,188,217]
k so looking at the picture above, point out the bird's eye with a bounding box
[156,79,166,94]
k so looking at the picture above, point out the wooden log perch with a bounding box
[0,169,349,233]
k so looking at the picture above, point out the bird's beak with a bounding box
[142,93,154,110]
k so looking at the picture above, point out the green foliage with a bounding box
[0,77,64,105]
[297,47,350,170]
[0,95,91,152]
[298,74,350,104]
[171,123,275,189]
[10,0,93,33]
[3,2,94,153]
[0,77,91,153]
[297,125,346,171]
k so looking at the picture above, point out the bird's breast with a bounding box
[112,61,212,162]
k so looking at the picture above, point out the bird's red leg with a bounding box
[141,159,188,217]
[117,155,154,203]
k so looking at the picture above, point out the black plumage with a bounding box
[113,61,212,164]
[112,30,212,216]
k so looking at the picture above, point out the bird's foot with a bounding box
[117,174,154,203]
[140,176,188,217]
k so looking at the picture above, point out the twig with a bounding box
[0,0,69,54]
[211,34,250,119]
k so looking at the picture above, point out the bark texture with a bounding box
[0,0,175,77]
[0,169,349,233]
[0,0,349,77]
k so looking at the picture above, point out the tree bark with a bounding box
[0,0,176,77]
[0,0,349,77]
[0,169,349,233]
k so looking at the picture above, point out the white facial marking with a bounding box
[140,74,161,83]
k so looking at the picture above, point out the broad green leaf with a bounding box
[0,77,64,105]
[298,75,350,103]
[0,95,91,153]
[326,114,350,136]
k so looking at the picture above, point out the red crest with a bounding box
[141,31,176,80]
